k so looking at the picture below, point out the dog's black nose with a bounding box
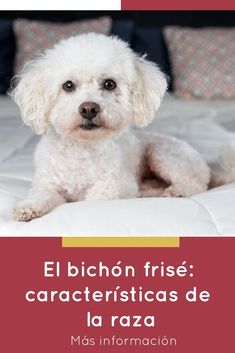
[79,102,100,120]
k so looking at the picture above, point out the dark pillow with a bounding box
[112,20,134,43]
[0,20,15,94]
[132,27,172,89]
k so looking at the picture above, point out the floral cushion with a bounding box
[164,27,235,99]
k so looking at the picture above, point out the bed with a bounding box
[0,94,235,236]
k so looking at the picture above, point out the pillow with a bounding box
[164,27,235,99]
[13,17,112,73]
[132,27,172,89]
[0,20,15,94]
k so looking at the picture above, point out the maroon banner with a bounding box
[122,0,235,10]
[0,237,234,352]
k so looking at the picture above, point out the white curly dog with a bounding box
[12,33,212,222]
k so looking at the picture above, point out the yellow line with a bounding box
[62,237,180,248]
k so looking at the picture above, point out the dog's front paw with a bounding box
[161,185,183,197]
[13,205,43,222]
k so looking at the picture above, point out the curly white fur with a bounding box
[11,33,210,221]
[219,142,235,182]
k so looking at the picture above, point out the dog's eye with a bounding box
[103,79,116,91]
[63,80,75,93]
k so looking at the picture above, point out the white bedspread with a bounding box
[0,94,235,236]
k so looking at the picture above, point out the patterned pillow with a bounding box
[13,17,112,73]
[164,27,235,99]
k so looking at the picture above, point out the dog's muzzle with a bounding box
[79,102,102,131]
[79,102,100,120]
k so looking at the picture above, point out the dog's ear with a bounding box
[131,56,167,128]
[10,60,53,135]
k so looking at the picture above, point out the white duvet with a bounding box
[0,94,235,236]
